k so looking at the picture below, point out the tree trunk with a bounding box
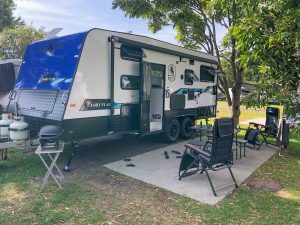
[223,86,232,106]
[231,82,242,126]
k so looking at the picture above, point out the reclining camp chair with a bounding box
[232,128,260,159]
[178,118,238,196]
[248,107,280,150]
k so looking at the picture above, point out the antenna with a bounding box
[44,28,63,40]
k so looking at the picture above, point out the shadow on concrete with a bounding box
[59,134,183,172]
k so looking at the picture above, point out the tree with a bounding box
[0,0,23,32]
[233,0,300,117]
[0,25,45,60]
[112,0,244,125]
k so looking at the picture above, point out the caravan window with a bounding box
[200,65,215,83]
[121,75,140,90]
[184,69,199,85]
[121,45,143,61]
[151,65,164,88]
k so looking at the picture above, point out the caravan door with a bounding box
[140,61,152,136]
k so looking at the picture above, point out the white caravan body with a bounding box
[9,29,218,141]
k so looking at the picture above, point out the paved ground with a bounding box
[58,134,183,172]
[105,141,278,205]
[54,128,277,205]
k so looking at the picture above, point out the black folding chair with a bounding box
[233,128,260,158]
[248,107,280,150]
[178,118,238,196]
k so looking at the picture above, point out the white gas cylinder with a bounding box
[9,116,29,141]
[0,114,13,139]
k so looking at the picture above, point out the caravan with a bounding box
[0,59,21,113]
[8,28,218,143]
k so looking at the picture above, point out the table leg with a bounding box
[41,154,59,183]
[236,133,238,150]
[39,153,62,190]
[38,154,51,183]
[47,153,62,189]
[240,144,242,159]
[47,153,65,179]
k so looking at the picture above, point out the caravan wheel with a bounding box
[165,119,180,142]
[180,117,194,139]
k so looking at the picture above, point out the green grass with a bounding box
[0,102,299,224]
[0,152,106,225]
[216,101,284,122]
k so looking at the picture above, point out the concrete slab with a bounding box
[240,117,265,125]
[57,134,184,172]
[105,142,277,205]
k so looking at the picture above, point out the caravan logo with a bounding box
[168,64,176,82]
[80,99,111,111]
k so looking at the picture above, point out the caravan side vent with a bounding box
[170,95,185,110]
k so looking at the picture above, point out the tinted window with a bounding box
[200,65,215,82]
[184,69,199,85]
[121,44,143,61]
[151,67,164,88]
[121,75,139,90]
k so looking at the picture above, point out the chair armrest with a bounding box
[249,122,265,129]
[188,140,207,147]
[235,139,248,144]
[264,125,275,129]
[185,143,211,158]
[188,140,212,147]
[249,122,264,126]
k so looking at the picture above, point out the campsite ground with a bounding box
[0,102,299,224]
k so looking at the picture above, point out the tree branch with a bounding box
[219,54,231,63]
[221,18,229,28]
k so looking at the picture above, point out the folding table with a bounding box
[0,138,10,160]
[35,143,64,191]
[191,125,213,141]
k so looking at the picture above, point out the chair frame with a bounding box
[232,128,260,158]
[248,107,280,150]
[178,118,238,196]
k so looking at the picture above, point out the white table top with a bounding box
[35,143,64,154]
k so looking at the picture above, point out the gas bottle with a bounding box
[9,116,29,141]
[0,114,13,139]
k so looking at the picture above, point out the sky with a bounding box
[14,0,227,46]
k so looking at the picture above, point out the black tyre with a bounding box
[180,117,194,139]
[164,119,180,142]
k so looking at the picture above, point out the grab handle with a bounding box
[8,90,17,100]
[61,91,69,104]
